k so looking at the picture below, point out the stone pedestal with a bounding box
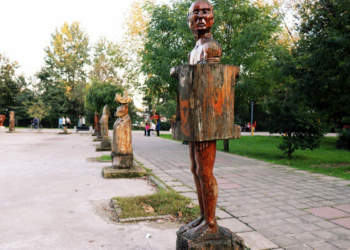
[0,126,5,129]
[176,226,245,250]
[112,154,133,169]
[9,111,16,132]
[101,140,111,148]
[102,163,146,179]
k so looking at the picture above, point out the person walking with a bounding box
[148,122,156,136]
[62,116,66,129]
[144,122,149,136]
[66,116,71,128]
[156,120,161,136]
[78,116,82,127]
[82,116,86,126]
[58,117,63,129]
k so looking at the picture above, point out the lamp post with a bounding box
[250,99,254,137]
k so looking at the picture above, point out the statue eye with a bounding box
[193,10,199,14]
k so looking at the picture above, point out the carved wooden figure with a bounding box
[9,111,15,132]
[171,1,245,249]
[0,114,6,127]
[94,112,101,137]
[111,92,133,169]
[100,105,111,148]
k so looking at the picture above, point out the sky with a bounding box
[0,0,169,77]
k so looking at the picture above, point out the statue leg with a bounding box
[178,142,204,233]
[186,140,218,237]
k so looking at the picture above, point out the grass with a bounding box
[113,189,200,222]
[159,134,350,180]
[96,155,112,162]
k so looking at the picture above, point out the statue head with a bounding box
[187,0,214,39]
[116,104,129,117]
[115,91,132,118]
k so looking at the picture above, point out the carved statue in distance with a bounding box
[111,92,133,169]
[9,111,15,132]
[94,112,101,138]
[100,105,111,148]
[0,114,6,127]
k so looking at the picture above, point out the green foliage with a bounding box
[85,81,123,114]
[155,99,177,121]
[141,0,285,122]
[337,129,350,150]
[114,189,200,222]
[291,0,350,125]
[268,99,328,159]
[0,53,22,110]
[23,99,50,120]
[44,21,90,115]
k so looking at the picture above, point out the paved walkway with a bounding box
[133,131,350,250]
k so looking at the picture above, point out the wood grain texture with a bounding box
[0,114,6,127]
[9,111,15,132]
[171,64,239,141]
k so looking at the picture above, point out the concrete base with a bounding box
[58,132,72,135]
[101,141,111,148]
[93,138,103,142]
[102,164,146,179]
[5,131,19,133]
[96,146,111,152]
[0,126,5,129]
[176,226,245,250]
[92,133,96,136]
[112,154,133,169]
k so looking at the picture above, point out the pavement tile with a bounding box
[215,209,232,219]
[271,236,301,248]
[258,228,286,239]
[334,204,350,213]
[285,245,312,250]
[218,218,253,233]
[295,223,322,232]
[330,227,350,237]
[330,217,350,230]
[172,186,193,192]
[237,232,279,250]
[239,172,259,177]
[306,207,350,220]
[292,232,321,243]
[180,192,198,200]
[327,238,350,249]
[216,178,231,184]
[307,241,341,250]
[278,225,305,234]
[218,183,243,189]
[248,222,271,230]
[311,230,340,240]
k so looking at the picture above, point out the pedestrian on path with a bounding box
[148,122,156,136]
[58,117,63,129]
[82,116,86,126]
[144,122,149,136]
[62,116,66,129]
[78,116,82,127]
[156,120,160,136]
[66,116,71,128]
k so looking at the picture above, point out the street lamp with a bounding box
[250,99,254,137]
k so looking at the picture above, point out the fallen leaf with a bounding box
[143,205,155,214]
[178,211,183,217]
[186,203,195,208]
[88,240,94,243]
[75,190,78,192]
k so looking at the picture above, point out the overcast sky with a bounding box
[0,0,169,77]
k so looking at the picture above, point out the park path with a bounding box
[133,131,350,250]
[0,130,179,250]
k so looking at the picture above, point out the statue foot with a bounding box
[184,221,218,240]
[178,216,204,234]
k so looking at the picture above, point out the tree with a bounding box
[35,67,70,127]
[268,93,328,159]
[0,53,21,110]
[44,21,90,115]
[140,0,285,123]
[23,99,51,121]
[291,0,350,127]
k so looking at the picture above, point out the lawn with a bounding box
[114,190,200,222]
[159,134,350,180]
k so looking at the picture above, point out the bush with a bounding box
[337,129,350,150]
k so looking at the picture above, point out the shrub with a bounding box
[337,129,350,150]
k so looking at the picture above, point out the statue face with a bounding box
[116,104,128,117]
[188,1,214,34]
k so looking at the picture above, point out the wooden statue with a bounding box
[100,105,111,148]
[9,111,15,132]
[0,114,6,127]
[172,1,244,249]
[111,92,133,169]
[94,112,101,138]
